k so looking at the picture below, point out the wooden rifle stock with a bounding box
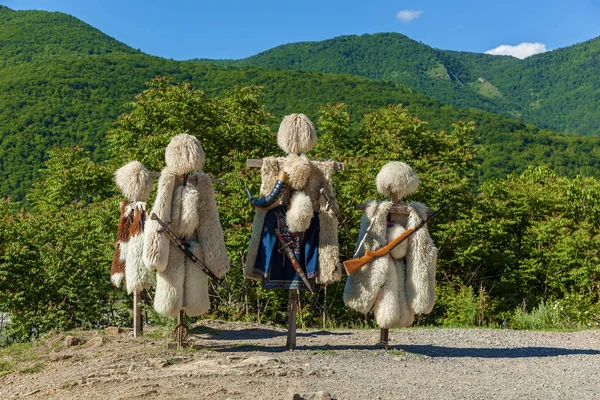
[343,202,449,275]
[343,228,414,275]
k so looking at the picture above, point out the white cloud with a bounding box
[485,42,548,59]
[396,10,423,23]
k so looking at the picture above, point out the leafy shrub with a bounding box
[509,301,570,331]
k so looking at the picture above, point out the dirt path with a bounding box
[1,320,599,399]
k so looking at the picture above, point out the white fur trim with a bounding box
[372,265,403,328]
[174,184,200,237]
[183,243,210,316]
[118,241,128,262]
[405,202,438,314]
[194,174,230,277]
[114,161,153,202]
[277,114,316,154]
[125,233,153,294]
[286,191,314,233]
[284,154,311,190]
[343,201,392,314]
[376,161,419,200]
[153,244,185,317]
[387,224,408,260]
[165,134,205,175]
[143,170,176,271]
[111,272,124,288]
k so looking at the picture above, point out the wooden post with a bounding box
[380,328,389,350]
[133,290,143,338]
[286,289,298,350]
[177,310,185,349]
[322,286,327,329]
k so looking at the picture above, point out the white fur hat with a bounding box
[376,161,419,200]
[277,114,317,154]
[164,133,205,175]
[114,161,153,201]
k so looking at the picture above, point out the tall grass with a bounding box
[509,301,571,331]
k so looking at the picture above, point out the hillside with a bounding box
[0,5,139,64]
[194,33,600,135]
[1,7,600,199]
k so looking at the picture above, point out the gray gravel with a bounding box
[1,320,599,399]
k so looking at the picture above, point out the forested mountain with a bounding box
[1,6,600,200]
[194,32,600,135]
[0,5,139,64]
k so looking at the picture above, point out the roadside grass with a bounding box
[0,341,46,376]
[311,349,336,356]
[509,302,578,332]
[234,343,263,349]
[386,349,407,356]
[143,326,174,340]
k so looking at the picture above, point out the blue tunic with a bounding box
[253,205,319,290]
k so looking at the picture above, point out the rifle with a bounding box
[343,202,449,275]
[150,213,233,294]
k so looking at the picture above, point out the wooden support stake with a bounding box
[133,290,143,338]
[149,171,225,184]
[246,159,345,170]
[380,328,389,350]
[355,203,434,217]
[286,289,298,350]
[177,310,185,349]
[322,286,327,329]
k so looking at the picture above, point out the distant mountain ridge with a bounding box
[0,5,139,64]
[193,32,600,136]
[1,6,600,200]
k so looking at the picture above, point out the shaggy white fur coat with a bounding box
[343,200,437,328]
[244,154,341,286]
[111,161,153,294]
[143,134,229,317]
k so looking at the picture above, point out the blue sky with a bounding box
[2,0,599,60]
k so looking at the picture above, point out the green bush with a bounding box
[509,301,571,331]
[435,283,479,327]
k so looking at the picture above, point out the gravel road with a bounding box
[1,320,599,399]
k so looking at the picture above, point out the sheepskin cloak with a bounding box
[343,200,438,328]
[244,155,341,286]
[110,201,152,293]
[144,169,229,317]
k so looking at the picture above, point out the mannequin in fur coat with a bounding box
[110,161,153,294]
[344,161,437,328]
[244,114,341,289]
[143,134,230,317]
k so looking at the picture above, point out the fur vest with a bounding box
[343,201,437,328]
[244,154,341,286]
[143,168,229,317]
[110,201,152,294]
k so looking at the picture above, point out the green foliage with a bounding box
[436,284,479,327]
[444,166,600,326]
[26,146,115,211]
[0,198,122,341]
[108,77,275,174]
[0,6,138,65]
[509,301,570,331]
